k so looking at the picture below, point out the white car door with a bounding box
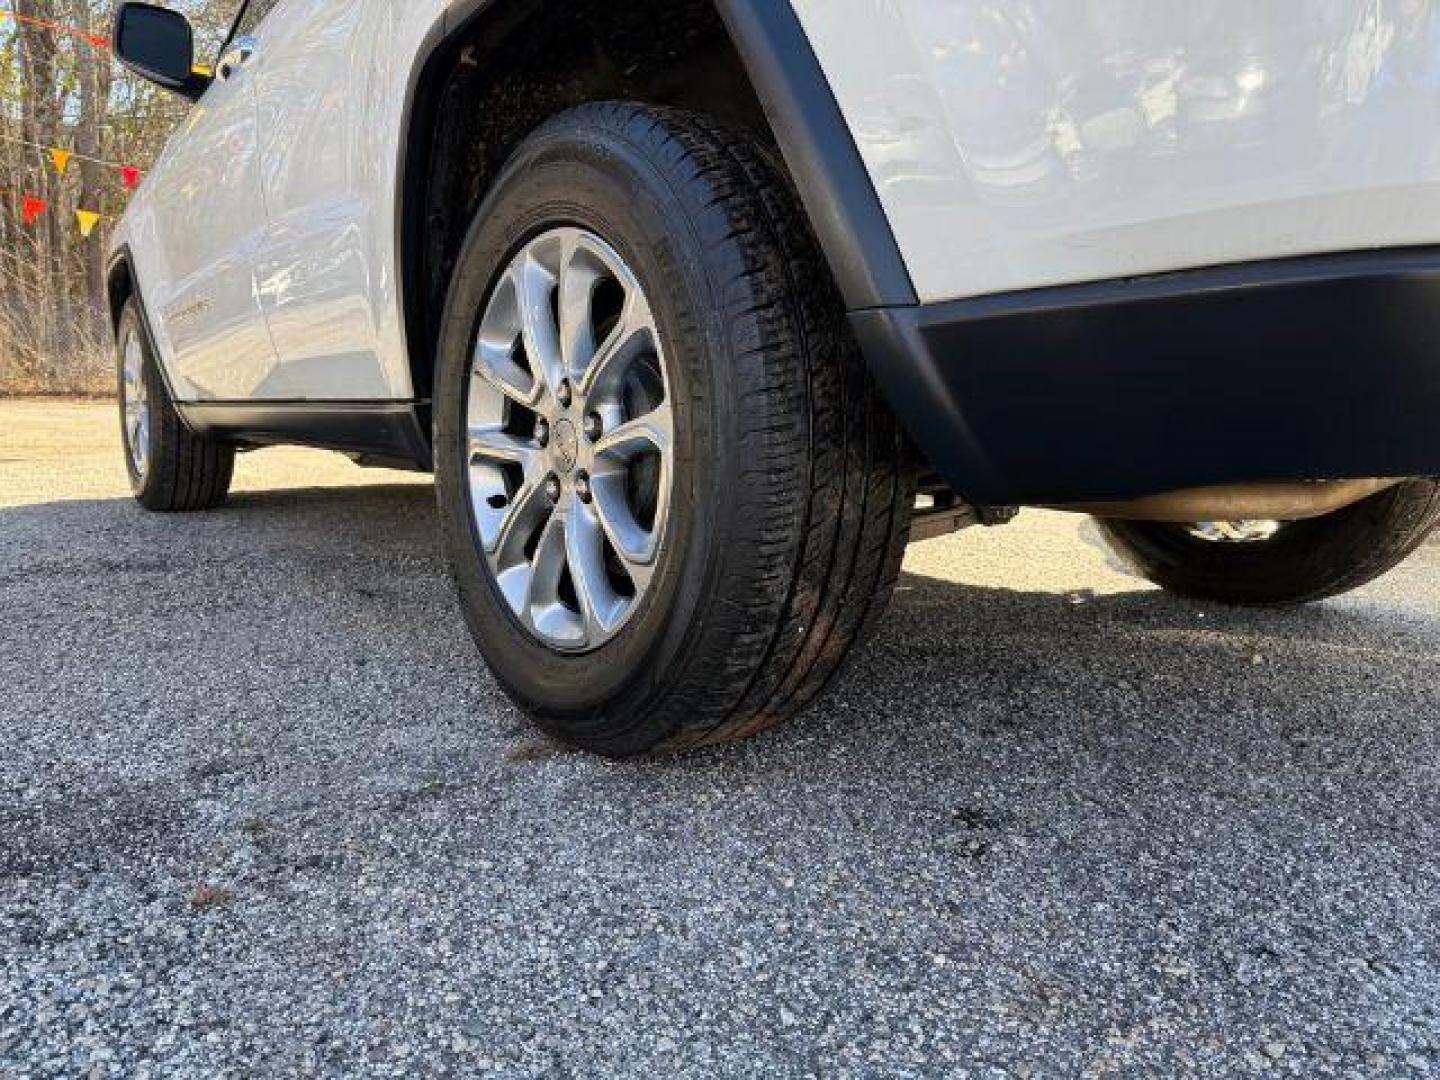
[140,6,277,401]
[246,0,446,401]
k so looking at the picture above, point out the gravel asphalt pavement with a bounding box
[1,399,1437,1077]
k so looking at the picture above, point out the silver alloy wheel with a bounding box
[465,227,674,653]
[121,330,150,478]
[1186,520,1283,543]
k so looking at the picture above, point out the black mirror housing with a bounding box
[112,2,210,102]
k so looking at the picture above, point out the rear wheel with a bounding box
[1097,480,1440,605]
[434,103,915,757]
[117,299,234,512]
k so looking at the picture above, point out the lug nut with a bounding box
[544,474,562,502]
[583,412,603,442]
[535,418,550,447]
[556,380,573,408]
[575,471,593,503]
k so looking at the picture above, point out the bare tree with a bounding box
[0,0,235,393]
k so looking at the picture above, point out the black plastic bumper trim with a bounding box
[851,248,1440,505]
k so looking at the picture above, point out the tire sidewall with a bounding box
[434,119,735,741]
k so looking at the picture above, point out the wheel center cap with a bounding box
[552,418,580,473]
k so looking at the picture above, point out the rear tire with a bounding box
[434,103,915,757]
[116,298,234,512]
[1097,480,1440,605]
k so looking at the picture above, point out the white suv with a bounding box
[110,0,1440,755]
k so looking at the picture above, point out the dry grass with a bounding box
[0,306,115,397]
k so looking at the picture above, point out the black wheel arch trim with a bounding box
[708,0,917,311]
[106,244,187,411]
[396,0,918,401]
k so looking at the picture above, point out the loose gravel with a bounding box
[1,400,1437,1077]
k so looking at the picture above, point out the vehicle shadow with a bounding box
[5,482,1439,851]
[5,482,1436,772]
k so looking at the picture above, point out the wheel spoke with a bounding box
[515,254,566,402]
[482,491,552,630]
[526,511,586,647]
[130,406,149,473]
[578,289,655,401]
[473,272,541,408]
[1187,520,1282,543]
[468,427,546,553]
[557,237,603,379]
[565,503,627,643]
[593,408,672,465]
[591,466,666,574]
[468,426,541,473]
[472,351,536,408]
[495,479,551,559]
[471,425,550,565]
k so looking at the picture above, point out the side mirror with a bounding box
[112,2,210,102]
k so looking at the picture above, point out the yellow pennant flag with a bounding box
[75,209,101,238]
[48,148,72,176]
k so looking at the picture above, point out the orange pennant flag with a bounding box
[21,196,48,226]
[75,209,101,238]
[48,148,72,176]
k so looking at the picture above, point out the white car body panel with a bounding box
[120,53,276,400]
[792,0,1440,304]
[112,0,449,403]
[250,0,445,400]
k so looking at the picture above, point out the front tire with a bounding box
[1097,480,1440,606]
[116,298,234,512]
[434,103,914,757]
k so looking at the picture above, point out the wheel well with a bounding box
[399,0,772,402]
[106,257,135,330]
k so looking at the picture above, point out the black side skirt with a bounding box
[851,248,1440,506]
[175,401,433,472]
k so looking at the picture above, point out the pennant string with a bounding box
[0,189,107,231]
[0,8,150,248]
[0,186,110,233]
[0,133,142,175]
[0,9,109,50]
